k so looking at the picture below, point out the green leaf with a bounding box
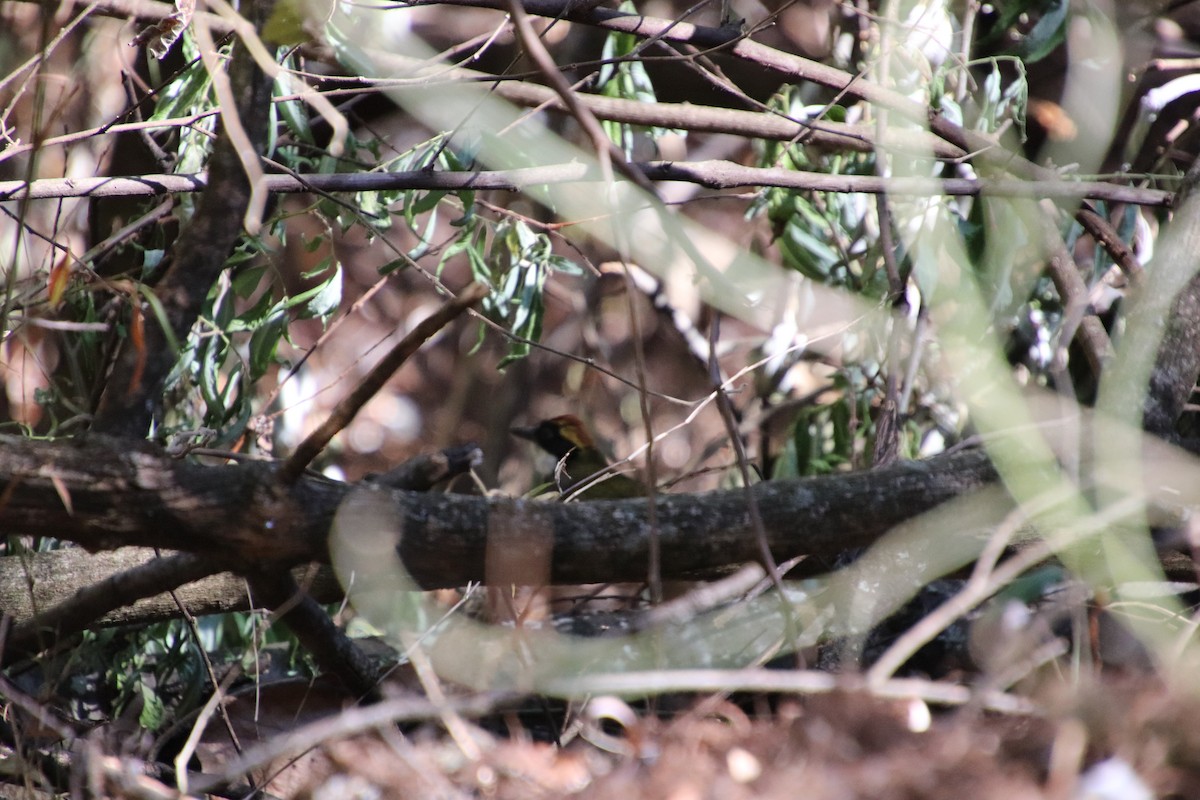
[831,398,852,459]
[137,285,181,355]
[227,287,276,333]
[262,0,313,46]
[378,256,408,276]
[793,416,814,476]
[275,69,315,145]
[248,316,287,380]
[150,60,212,123]
[231,265,268,299]
[293,264,342,320]
[595,0,679,154]
[301,256,333,280]
[546,254,584,276]
[1018,0,1068,62]
[138,682,167,730]
[406,206,440,261]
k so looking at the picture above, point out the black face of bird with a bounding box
[511,415,593,459]
[511,420,567,458]
[513,415,650,499]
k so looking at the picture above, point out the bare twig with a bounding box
[870,23,906,470]
[1036,199,1114,379]
[172,665,245,796]
[617,259,663,600]
[707,313,795,648]
[0,671,78,741]
[420,0,1144,280]
[540,667,1037,715]
[6,552,223,662]
[244,570,383,702]
[631,562,769,631]
[98,754,201,800]
[0,164,1173,205]
[79,198,175,269]
[275,282,488,484]
[864,492,1152,685]
[503,0,658,198]
[188,691,512,795]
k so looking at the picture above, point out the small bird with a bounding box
[511,415,648,500]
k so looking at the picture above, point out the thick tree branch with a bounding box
[0,434,1005,588]
[0,436,334,561]
[244,570,383,701]
[1145,272,1200,437]
[0,440,483,665]
[91,0,277,437]
[0,549,345,656]
[1134,160,1200,437]
[4,551,222,660]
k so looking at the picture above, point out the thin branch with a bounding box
[614,259,663,600]
[416,0,1145,280]
[79,197,175,269]
[244,569,383,702]
[707,313,795,645]
[0,671,78,741]
[0,0,103,136]
[4,0,1156,283]
[0,67,947,169]
[187,691,513,796]
[0,111,220,168]
[5,552,222,661]
[275,282,489,484]
[539,667,1036,715]
[869,14,906,470]
[504,0,658,197]
[168,635,245,795]
[0,164,1172,205]
[865,490,1153,685]
[1037,199,1114,379]
[7,0,232,31]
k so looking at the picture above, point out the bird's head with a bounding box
[511,415,597,459]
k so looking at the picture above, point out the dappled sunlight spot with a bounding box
[346,415,386,453]
[660,437,691,470]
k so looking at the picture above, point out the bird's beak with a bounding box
[511,425,538,442]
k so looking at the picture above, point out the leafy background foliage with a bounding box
[3,0,1200,793]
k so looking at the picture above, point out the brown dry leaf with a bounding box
[129,0,195,59]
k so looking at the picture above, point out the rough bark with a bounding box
[90,0,277,436]
[1145,271,1200,438]
[0,434,1003,589]
[0,547,342,630]
[244,569,384,701]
